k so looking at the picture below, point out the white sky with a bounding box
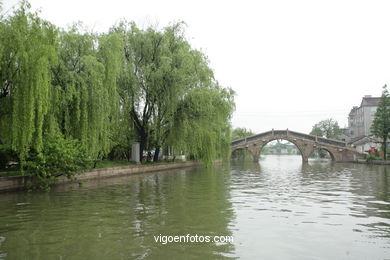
[3,0,390,133]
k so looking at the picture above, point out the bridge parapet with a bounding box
[246,131,272,143]
[273,130,287,136]
[288,130,316,141]
[231,139,246,147]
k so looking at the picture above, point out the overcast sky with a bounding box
[3,0,390,133]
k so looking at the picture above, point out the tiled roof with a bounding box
[348,135,366,144]
[348,135,381,145]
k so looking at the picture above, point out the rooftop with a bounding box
[348,135,381,145]
[348,106,358,116]
[360,96,381,107]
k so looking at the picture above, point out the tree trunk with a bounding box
[384,137,387,161]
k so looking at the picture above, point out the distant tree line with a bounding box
[0,3,235,188]
[231,127,254,140]
[310,118,341,140]
[309,118,341,158]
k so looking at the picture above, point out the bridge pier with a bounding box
[248,145,261,162]
[299,143,313,163]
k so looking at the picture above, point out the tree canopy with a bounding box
[0,3,57,159]
[0,3,235,187]
[310,118,342,139]
[232,127,254,140]
[371,85,390,160]
[112,21,234,165]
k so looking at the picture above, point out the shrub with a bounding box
[23,132,91,190]
[365,153,383,163]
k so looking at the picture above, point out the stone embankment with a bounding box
[356,159,390,165]
[0,161,203,192]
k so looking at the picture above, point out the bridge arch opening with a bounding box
[309,147,335,161]
[259,138,305,162]
[261,139,301,156]
[231,148,253,161]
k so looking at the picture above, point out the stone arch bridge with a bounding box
[231,129,362,162]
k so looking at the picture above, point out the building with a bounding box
[347,106,358,138]
[339,127,352,142]
[347,95,381,139]
[346,95,382,154]
[348,136,381,154]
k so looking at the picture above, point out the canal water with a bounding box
[0,155,389,259]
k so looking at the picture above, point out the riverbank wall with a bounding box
[0,161,203,192]
[356,159,390,165]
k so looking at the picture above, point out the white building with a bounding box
[348,95,380,138]
[349,136,381,154]
[346,95,382,154]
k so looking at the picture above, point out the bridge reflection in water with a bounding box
[231,129,361,162]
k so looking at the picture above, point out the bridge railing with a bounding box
[273,130,287,136]
[246,131,272,143]
[288,130,316,141]
[289,130,346,147]
[231,139,246,146]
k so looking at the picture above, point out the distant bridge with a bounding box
[231,129,362,162]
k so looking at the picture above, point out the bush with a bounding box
[23,132,91,190]
[107,144,130,161]
[365,153,383,162]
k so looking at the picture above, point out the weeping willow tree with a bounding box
[0,2,57,160]
[114,22,218,161]
[51,26,123,159]
[0,3,235,188]
[0,4,124,188]
[98,32,123,149]
[171,85,235,166]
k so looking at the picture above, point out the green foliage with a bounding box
[94,160,135,169]
[172,86,235,166]
[50,27,122,159]
[0,4,235,189]
[115,22,196,157]
[0,3,57,159]
[23,132,90,190]
[231,149,253,161]
[365,153,383,162]
[310,118,342,139]
[232,127,254,140]
[310,148,328,159]
[371,85,390,160]
[115,22,234,164]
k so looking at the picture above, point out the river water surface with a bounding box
[0,155,389,259]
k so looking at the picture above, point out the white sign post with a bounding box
[131,142,140,163]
